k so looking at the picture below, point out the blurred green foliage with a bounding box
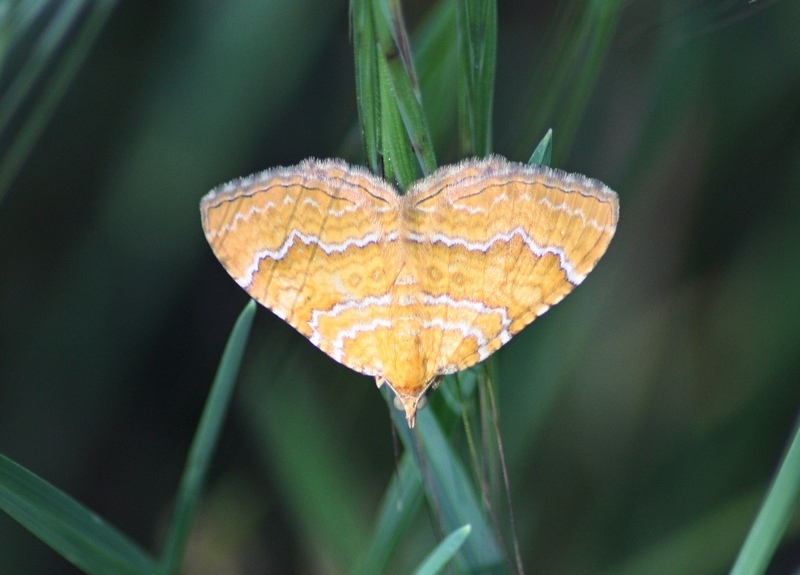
[1,0,800,573]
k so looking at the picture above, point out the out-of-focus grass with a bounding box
[1,0,800,573]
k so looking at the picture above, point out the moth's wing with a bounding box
[405,155,619,374]
[200,158,403,376]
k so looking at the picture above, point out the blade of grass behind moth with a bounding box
[358,373,477,574]
[455,0,497,157]
[510,0,622,163]
[412,1,458,158]
[482,367,525,575]
[411,524,472,575]
[373,0,416,82]
[527,129,553,166]
[435,368,479,431]
[349,453,424,575]
[450,366,522,575]
[377,50,418,189]
[348,0,458,168]
[0,453,158,575]
[452,371,507,561]
[0,0,117,204]
[159,300,256,575]
[385,387,505,573]
[372,0,437,180]
[729,417,800,575]
[350,0,381,173]
[349,0,459,169]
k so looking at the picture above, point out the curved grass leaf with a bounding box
[370,0,437,183]
[0,453,157,575]
[527,129,553,167]
[350,454,424,575]
[455,0,496,157]
[352,0,431,187]
[412,524,472,575]
[351,2,507,571]
[159,300,256,574]
[601,489,759,575]
[377,48,420,189]
[386,387,505,573]
[729,419,800,575]
[351,0,380,173]
[412,1,457,158]
[236,334,374,571]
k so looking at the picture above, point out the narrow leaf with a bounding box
[377,48,419,188]
[386,388,504,573]
[412,524,472,575]
[729,419,800,575]
[350,454,424,575]
[159,300,256,574]
[0,453,157,575]
[372,0,436,180]
[455,0,496,157]
[527,129,553,167]
[350,0,381,173]
[412,1,458,156]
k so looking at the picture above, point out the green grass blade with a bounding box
[372,0,436,181]
[527,129,553,166]
[412,1,457,158]
[350,453,424,575]
[411,524,472,575]
[158,300,256,575]
[0,453,157,575]
[377,49,419,189]
[350,0,381,173]
[386,388,505,572]
[729,420,800,575]
[353,374,480,575]
[350,2,503,569]
[353,0,458,170]
[0,0,117,204]
[455,0,496,157]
